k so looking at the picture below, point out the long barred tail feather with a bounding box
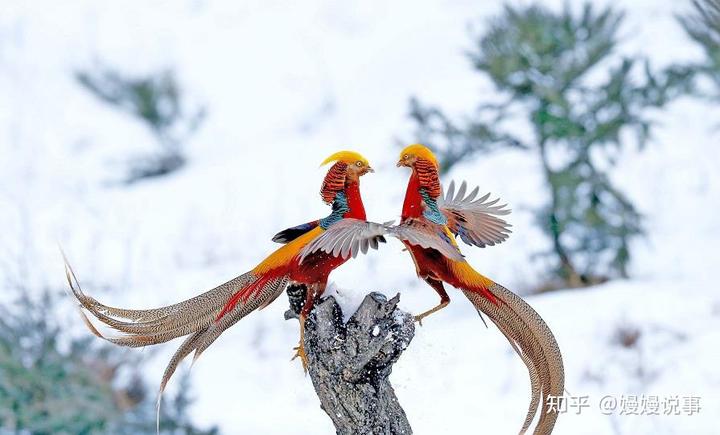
[62,253,290,392]
[462,283,564,435]
[151,275,288,433]
[190,275,289,364]
[66,267,256,347]
[63,253,291,434]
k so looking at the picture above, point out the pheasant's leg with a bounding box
[291,315,309,373]
[415,278,450,326]
[291,283,321,373]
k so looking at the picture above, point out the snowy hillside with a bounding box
[1,1,718,434]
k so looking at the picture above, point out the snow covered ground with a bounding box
[1,1,718,434]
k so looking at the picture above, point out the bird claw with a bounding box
[291,344,309,374]
[413,301,449,326]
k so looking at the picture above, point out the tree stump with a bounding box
[285,285,415,435]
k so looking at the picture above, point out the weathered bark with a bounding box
[285,285,415,435]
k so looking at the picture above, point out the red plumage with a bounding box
[401,172,424,220]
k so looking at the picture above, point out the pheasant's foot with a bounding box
[291,342,309,373]
[414,301,449,326]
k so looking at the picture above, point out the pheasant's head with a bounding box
[397,144,439,170]
[319,150,373,204]
[321,150,374,182]
[397,144,441,198]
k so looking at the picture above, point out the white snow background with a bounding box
[1,1,719,434]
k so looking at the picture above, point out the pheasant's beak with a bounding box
[366,166,375,173]
[396,160,403,167]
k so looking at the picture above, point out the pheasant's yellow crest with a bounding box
[399,144,439,168]
[320,150,370,167]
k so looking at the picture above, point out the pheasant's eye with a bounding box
[356,161,363,167]
[403,154,409,159]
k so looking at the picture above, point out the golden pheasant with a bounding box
[300,144,565,435]
[63,150,381,401]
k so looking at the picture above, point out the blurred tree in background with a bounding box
[409,3,692,289]
[679,0,720,100]
[0,289,218,435]
[76,65,206,183]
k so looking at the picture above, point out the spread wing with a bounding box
[299,218,464,262]
[390,218,465,261]
[299,219,388,262]
[439,180,512,248]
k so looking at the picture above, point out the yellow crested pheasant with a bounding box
[63,150,385,402]
[300,144,565,435]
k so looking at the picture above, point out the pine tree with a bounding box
[76,65,206,183]
[0,289,218,434]
[409,3,691,288]
[679,0,720,99]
